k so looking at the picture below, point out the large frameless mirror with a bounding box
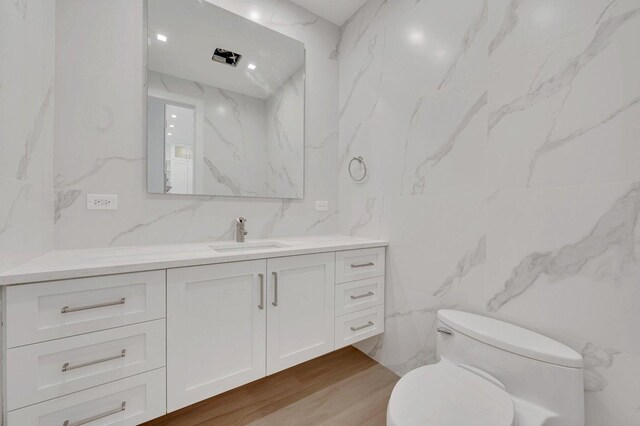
[147,0,305,198]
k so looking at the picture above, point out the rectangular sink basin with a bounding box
[209,241,290,253]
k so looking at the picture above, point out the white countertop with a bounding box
[0,235,387,285]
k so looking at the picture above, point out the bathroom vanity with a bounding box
[0,236,386,425]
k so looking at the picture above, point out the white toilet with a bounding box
[387,310,585,426]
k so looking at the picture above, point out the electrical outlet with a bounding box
[87,194,118,210]
[315,201,329,212]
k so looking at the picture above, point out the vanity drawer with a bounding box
[6,320,166,410]
[335,305,384,349]
[5,270,166,348]
[335,277,384,316]
[7,368,166,426]
[335,247,385,284]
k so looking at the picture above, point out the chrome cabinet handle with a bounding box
[272,272,278,307]
[62,349,126,372]
[351,291,374,300]
[258,274,264,310]
[351,262,374,268]
[351,321,374,332]
[63,401,126,426]
[61,298,125,314]
[437,327,454,336]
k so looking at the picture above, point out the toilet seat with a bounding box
[387,361,515,426]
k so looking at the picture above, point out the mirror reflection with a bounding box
[147,0,305,198]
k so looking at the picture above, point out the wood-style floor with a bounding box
[144,347,399,426]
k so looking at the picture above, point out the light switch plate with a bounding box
[315,201,329,211]
[87,194,118,210]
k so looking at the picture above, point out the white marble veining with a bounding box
[338,0,640,424]
[53,0,340,249]
[486,182,640,356]
[4,0,640,423]
[0,0,55,272]
[148,70,270,197]
[148,61,304,199]
[488,4,640,189]
[0,235,386,285]
[0,178,54,273]
[582,344,640,425]
[488,0,640,66]
[265,66,305,197]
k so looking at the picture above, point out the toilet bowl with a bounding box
[388,360,516,425]
[387,310,585,426]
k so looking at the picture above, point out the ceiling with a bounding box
[290,0,369,26]
[148,0,304,100]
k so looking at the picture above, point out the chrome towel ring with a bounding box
[349,156,367,182]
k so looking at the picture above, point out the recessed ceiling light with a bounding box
[169,124,175,128]
[167,132,172,136]
[250,10,260,20]
[248,63,256,70]
[156,33,167,42]
[171,114,177,118]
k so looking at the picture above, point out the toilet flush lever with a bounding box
[437,327,454,336]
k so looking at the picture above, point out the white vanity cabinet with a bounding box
[166,260,267,411]
[2,271,167,425]
[0,238,386,425]
[167,253,335,409]
[266,253,335,374]
[334,248,386,349]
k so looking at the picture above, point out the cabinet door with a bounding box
[266,253,335,374]
[167,260,267,412]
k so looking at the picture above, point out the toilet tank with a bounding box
[436,310,584,426]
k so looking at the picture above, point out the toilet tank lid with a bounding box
[438,310,583,368]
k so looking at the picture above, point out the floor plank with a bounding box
[144,347,399,426]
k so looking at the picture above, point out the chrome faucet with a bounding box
[236,217,247,242]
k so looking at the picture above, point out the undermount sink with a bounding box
[209,241,290,253]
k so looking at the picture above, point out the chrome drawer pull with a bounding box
[258,273,265,310]
[61,297,126,314]
[351,291,374,300]
[351,262,374,268]
[272,271,278,307]
[62,349,126,372]
[63,401,126,426]
[351,321,374,332]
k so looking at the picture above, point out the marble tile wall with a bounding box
[6,0,637,421]
[265,66,305,198]
[0,0,55,272]
[337,0,640,424]
[53,0,340,249]
[148,70,270,196]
